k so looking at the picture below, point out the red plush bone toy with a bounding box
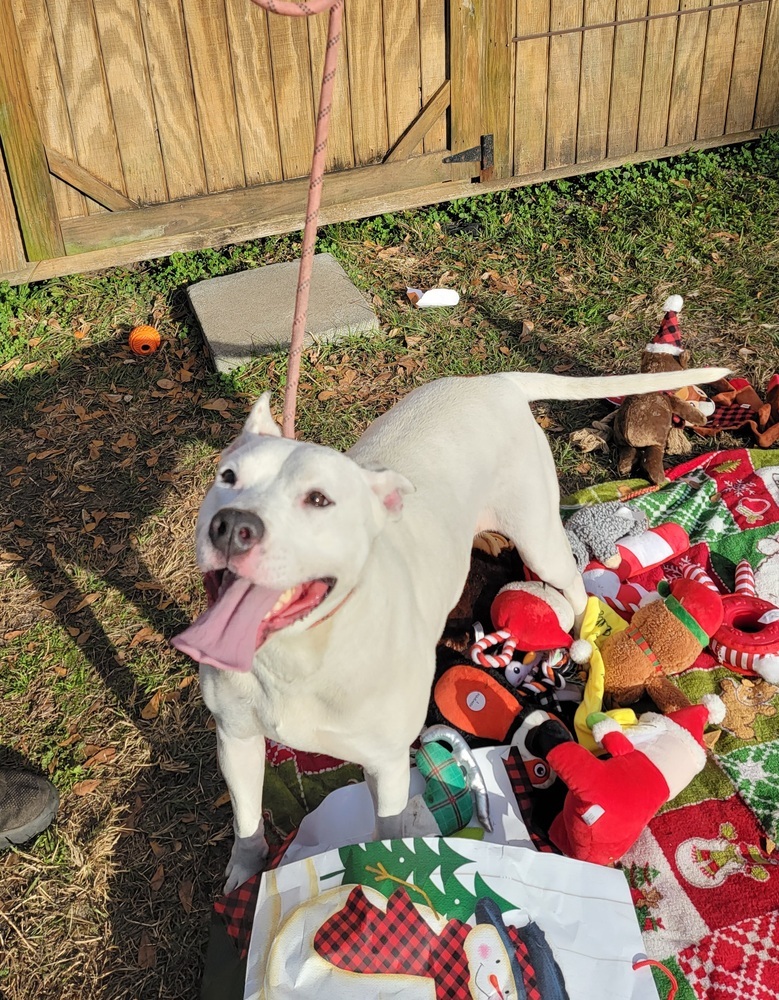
[529,698,724,866]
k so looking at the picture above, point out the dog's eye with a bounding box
[219,468,237,486]
[305,490,333,508]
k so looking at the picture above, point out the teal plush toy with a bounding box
[415,740,474,835]
[414,726,493,836]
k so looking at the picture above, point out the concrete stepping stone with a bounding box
[187,252,380,374]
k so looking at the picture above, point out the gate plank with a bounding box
[139,0,208,199]
[10,0,86,219]
[267,14,315,180]
[183,0,245,193]
[546,0,585,168]
[577,0,616,163]
[483,0,515,178]
[0,146,26,271]
[45,0,126,214]
[608,0,648,157]
[450,0,484,179]
[308,7,355,172]
[2,127,763,285]
[346,0,388,164]
[637,0,680,149]
[754,0,779,127]
[93,0,168,205]
[667,0,710,145]
[419,0,447,152]
[383,0,423,152]
[696,2,739,138]
[385,82,451,163]
[515,0,551,174]
[725,0,769,132]
[225,0,283,186]
[46,149,137,211]
[0,0,64,258]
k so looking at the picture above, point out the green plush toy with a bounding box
[415,740,474,835]
[413,725,493,836]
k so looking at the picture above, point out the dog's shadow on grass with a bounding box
[0,335,244,998]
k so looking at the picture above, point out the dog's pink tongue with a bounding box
[171,578,282,672]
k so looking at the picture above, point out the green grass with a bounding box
[0,131,777,1000]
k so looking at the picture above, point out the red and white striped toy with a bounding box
[470,629,518,669]
[680,562,720,593]
[584,522,690,581]
[735,559,757,598]
[710,559,779,682]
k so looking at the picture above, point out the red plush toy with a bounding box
[536,698,724,866]
[469,582,592,668]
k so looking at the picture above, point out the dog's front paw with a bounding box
[223,838,269,894]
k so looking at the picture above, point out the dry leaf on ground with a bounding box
[72,779,101,797]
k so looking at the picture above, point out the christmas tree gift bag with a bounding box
[244,837,658,1000]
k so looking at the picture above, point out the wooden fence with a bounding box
[1,0,777,284]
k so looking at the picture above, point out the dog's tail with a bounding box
[500,367,731,402]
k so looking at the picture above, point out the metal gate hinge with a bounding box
[443,134,494,181]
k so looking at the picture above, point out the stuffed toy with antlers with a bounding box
[613,295,714,486]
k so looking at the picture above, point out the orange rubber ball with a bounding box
[129,325,161,355]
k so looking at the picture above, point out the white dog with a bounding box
[173,366,728,890]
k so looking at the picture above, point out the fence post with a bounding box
[0,0,65,261]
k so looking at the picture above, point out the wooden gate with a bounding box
[1,0,777,285]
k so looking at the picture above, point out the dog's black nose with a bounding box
[209,508,265,555]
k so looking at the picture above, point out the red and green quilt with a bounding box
[225,448,779,1000]
[566,449,779,1000]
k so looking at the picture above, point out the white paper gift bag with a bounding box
[244,837,658,1000]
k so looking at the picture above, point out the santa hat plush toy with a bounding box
[469,582,592,669]
[539,696,725,866]
[645,295,684,356]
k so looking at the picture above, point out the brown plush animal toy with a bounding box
[601,577,724,713]
[613,296,712,486]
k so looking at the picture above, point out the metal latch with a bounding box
[443,134,494,181]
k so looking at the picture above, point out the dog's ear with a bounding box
[244,392,281,437]
[360,465,414,520]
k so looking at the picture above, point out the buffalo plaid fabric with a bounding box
[314,886,539,1000]
[505,924,543,1000]
[213,874,260,960]
[503,747,561,855]
[694,376,779,446]
[212,831,295,960]
[654,314,681,349]
[703,402,757,431]
[416,742,473,834]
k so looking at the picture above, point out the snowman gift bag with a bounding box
[244,837,659,1000]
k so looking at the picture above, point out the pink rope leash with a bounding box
[248,0,344,438]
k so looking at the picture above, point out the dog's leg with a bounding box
[498,507,588,628]
[524,538,588,632]
[216,730,269,892]
[496,424,590,627]
[363,754,412,841]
